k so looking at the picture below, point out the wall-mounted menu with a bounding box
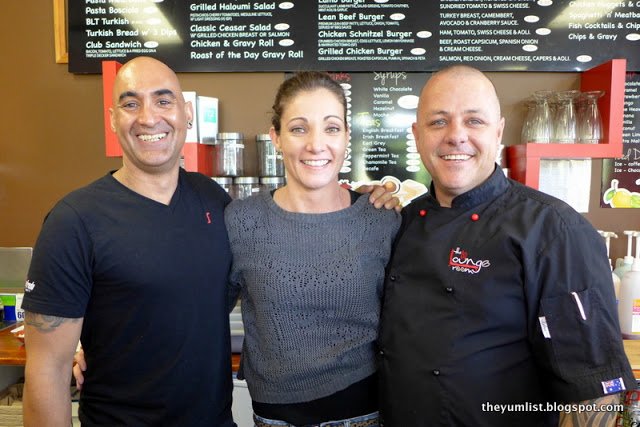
[329,72,430,205]
[601,72,640,208]
[69,0,640,73]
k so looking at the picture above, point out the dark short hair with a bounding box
[271,71,348,133]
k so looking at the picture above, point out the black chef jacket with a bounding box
[378,165,634,427]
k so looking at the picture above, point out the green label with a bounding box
[0,294,17,306]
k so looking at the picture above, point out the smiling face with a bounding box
[110,57,193,176]
[270,87,348,194]
[412,66,504,207]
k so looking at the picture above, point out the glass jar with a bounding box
[211,176,233,194]
[260,176,286,193]
[256,134,284,177]
[213,132,244,176]
[232,176,260,199]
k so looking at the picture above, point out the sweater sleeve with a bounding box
[224,200,243,312]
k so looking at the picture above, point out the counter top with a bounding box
[1,323,634,376]
[623,339,640,372]
[0,323,24,366]
[0,324,242,370]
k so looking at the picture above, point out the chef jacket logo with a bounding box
[449,247,490,275]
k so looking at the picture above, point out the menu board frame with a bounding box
[68,0,640,74]
[54,0,69,63]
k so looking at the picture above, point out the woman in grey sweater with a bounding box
[225,71,401,427]
[72,71,399,426]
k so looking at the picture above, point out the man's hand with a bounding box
[356,181,402,212]
[73,347,86,390]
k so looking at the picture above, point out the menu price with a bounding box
[69,0,640,73]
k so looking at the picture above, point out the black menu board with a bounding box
[328,72,431,205]
[601,72,640,208]
[69,0,640,73]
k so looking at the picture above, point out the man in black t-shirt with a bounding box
[22,57,236,427]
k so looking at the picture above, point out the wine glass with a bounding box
[577,90,604,144]
[529,90,553,143]
[521,97,535,144]
[552,90,580,143]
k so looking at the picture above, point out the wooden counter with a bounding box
[0,324,24,366]
[623,339,640,377]
[0,324,242,371]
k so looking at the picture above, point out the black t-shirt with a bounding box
[24,169,236,426]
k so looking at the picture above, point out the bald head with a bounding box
[108,56,193,178]
[418,65,502,120]
[411,64,505,206]
[112,56,185,105]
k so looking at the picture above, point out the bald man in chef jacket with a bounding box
[377,65,634,427]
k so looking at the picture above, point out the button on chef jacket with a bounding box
[378,165,634,427]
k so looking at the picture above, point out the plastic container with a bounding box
[211,177,233,194]
[618,233,640,339]
[259,177,286,193]
[613,274,622,303]
[615,231,637,280]
[232,177,260,200]
[599,230,621,302]
[256,134,284,177]
[213,132,244,177]
[616,257,635,279]
[619,260,640,339]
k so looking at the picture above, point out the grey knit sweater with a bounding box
[224,190,401,404]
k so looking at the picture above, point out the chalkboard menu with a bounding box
[601,72,640,208]
[331,71,430,204]
[69,0,640,73]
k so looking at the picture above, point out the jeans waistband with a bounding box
[253,411,379,427]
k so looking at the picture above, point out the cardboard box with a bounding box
[0,383,22,426]
[0,294,24,322]
[0,383,79,426]
[183,91,199,144]
[182,144,214,176]
[0,247,31,292]
[197,96,219,145]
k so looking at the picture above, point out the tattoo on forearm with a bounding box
[24,311,80,333]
